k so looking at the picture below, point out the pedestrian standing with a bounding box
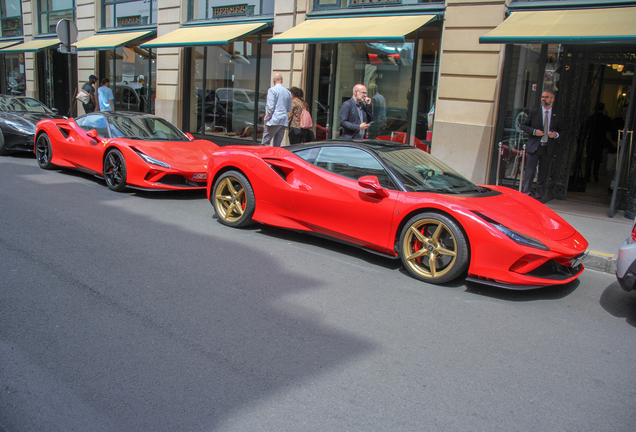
[80,74,98,113]
[262,73,292,147]
[339,84,373,140]
[98,78,115,112]
[519,89,560,202]
[288,87,313,144]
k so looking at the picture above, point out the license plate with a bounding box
[193,173,207,180]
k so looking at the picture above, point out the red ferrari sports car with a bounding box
[35,112,219,191]
[206,140,589,289]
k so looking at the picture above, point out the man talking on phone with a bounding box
[339,84,373,140]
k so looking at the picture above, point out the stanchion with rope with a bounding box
[519,143,526,192]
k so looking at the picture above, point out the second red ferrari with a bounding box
[35,112,219,191]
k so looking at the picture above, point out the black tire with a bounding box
[0,129,9,156]
[35,133,54,169]
[399,212,469,284]
[103,149,127,192]
[211,170,255,228]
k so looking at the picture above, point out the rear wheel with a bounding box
[35,133,54,169]
[103,149,127,192]
[212,171,255,227]
[399,212,469,284]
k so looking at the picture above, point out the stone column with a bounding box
[431,0,507,184]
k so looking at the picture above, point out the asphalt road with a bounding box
[1,154,635,432]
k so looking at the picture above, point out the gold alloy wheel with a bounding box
[402,218,458,279]
[215,176,247,223]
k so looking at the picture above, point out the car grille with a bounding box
[155,174,206,188]
[525,260,582,281]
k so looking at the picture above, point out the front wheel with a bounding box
[212,171,255,227]
[399,212,469,284]
[35,133,54,169]
[103,149,127,192]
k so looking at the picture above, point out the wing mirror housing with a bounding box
[86,129,101,141]
[358,175,389,197]
[184,132,195,141]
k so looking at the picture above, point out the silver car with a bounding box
[617,220,636,292]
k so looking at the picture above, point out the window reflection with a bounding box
[312,30,440,151]
[38,0,74,34]
[101,46,156,114]
[186,38,272,141]
[2,53,24,95]
[103,0,157,28]
[496,44,562,187]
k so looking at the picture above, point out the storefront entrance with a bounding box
[493,44,636,218]
[37,49,77,116]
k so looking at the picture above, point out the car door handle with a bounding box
[299,184,311,191]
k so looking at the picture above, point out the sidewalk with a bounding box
[546,200,633,274]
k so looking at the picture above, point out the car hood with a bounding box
[465,186,576,241]
[0,112,62,129]
[123,139,219,168]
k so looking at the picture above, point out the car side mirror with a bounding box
[184,132,195,141]
[51,108,59,114]
[87,129,100,140]
[358,175,389,197]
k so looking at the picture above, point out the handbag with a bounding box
[281,127,290,147]
[76,90,90,104]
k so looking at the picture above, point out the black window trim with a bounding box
[291,143,405,191]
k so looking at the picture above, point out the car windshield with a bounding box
[0,96,53,114]
[107,115,188,141]
[378,147,479,193]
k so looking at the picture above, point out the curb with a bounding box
[583,250,617,274]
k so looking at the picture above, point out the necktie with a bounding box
[542,110,549,143]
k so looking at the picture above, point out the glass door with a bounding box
[610,69,636,218]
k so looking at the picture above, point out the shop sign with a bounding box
[118,15,142,26]
[213,4,255,17]
[349,0,400,4]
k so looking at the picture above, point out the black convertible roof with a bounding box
[288,139,413,153]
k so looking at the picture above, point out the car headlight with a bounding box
[136,151,171,168]
[5,119,34,135]
[473,211,549,251]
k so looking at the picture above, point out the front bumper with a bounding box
[6,132,35,152]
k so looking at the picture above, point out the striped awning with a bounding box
[140,22,270,48]
[480,7,636,44]
[74,30,155,50]
[268,14,437,44]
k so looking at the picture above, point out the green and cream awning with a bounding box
[0,38,60,52]
[480,7,636,44]
[74,30,155,50]
[268,14,437,44]
[140,22,270,48]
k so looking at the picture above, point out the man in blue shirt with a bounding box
[98,78,115,112]
[262,73,291,147]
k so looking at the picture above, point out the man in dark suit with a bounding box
[339,84,373,140]
[520,89,560,201]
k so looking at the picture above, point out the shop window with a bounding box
[185,37,272,141]
[1,0,21,37]
[2,53,24,95]
[38,0,74,34]
[189,0,274,21]
[102,0,157,29]
[311,27,440,151]
[100,46,156,114]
